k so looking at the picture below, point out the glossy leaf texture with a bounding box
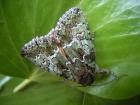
[0,0,140,103]
[0,74,140,105]
[78,0,140,99]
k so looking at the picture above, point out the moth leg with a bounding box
[95,66,119,85]
[95,69,110,76]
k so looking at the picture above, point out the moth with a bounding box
[21,7,111,86]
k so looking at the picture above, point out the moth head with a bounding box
[75,69,95,86]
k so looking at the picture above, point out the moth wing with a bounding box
[21,29,58,69]
[21,30,70,77]
[55,7,95,68]
[55,7,92,43]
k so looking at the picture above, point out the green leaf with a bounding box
[0,0,140,103]
[0,75,140,105]
[78,0,140,99]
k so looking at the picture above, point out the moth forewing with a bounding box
[21,7,112,86]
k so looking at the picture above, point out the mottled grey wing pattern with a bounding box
[21,7,95,86]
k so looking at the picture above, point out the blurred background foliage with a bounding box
[0,0,140,105]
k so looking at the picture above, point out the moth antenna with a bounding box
[90,72,128,87]
[90,72,118,86]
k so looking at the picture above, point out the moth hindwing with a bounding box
[21,7,96,86]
